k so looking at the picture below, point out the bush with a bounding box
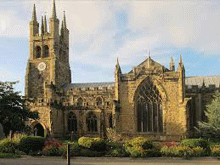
[78,137,106,152]
[124,137,157,158]
[19,136,45,154]
[90,140,106,152]
[192,147,205,157]
[108,147,128,157]
[125,137,153,149]
[78,137,93,148]
[181,138,210,155]
[80,148,105,157]
[61,142,81,157]
[0,138,16,153]
[211,145,220,156]
[42,138,63,156]
[12,133,27,145]
[42,145,63,156]
[181,139,209,149]
[163,141,178,148]
[161,146,193,158]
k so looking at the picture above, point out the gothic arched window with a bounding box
[96,97,102,107]
[77,98,83,107]
[68,112,77,132]
[136,77,163,133]
[36,46,41,58]
[86,112,97,132]
[43,45,49,58]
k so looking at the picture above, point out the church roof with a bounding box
[67,76,220,89]
[185,75,220,88]
[70,82,114,88]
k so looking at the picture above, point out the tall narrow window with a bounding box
[86,112,97,132]
[43,45,49,58]
[36,46,41,58]
[136,77,163,133]
[68,112,77,132]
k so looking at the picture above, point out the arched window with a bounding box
[136,77,163,133]
[86,112,97,132]
[43,45,49,58]
[68,112,77,132]
[77,98,83,107]
[96,97,102,106]
[36,46,41,58]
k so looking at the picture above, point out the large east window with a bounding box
[136,77,163,133]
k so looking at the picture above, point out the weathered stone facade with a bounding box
[25,1,219,141]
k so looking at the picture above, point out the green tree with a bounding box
[198,91,220,140]
[0,81,38,137]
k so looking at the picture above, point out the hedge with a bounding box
[19,136,45,154]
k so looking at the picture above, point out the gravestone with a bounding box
[0,124,5,139]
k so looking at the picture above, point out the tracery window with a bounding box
[36,46,41,58]
[43,45,49,58]
[136,77,163,133]
[86,112,97,132]
[68,112,77,132]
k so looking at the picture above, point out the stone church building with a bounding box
[25,1,220,141]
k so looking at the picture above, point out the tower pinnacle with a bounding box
[52,0,57,19]
[44,15,47,33]
[41,16,44,35]
[179,54,183,64]
[63,11,67,29]
[31,4,37,21]
[169,57,175,71]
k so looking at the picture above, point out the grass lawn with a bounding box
[0,152,21,158]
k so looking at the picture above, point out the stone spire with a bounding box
[31,4,37,21]
[60,20,64,38]
[115,57,121,72]
[44,15,47,33]
[178,54,184,70]
[169,57,175,71]
[179,54,183,64]
[63,11,67,29]
[41,16,44,35]
[52,0,57,19]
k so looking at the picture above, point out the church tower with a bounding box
[25,0,71,101]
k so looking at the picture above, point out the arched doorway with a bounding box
[34,123,44,137]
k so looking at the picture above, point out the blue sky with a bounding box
[1,0,220,95]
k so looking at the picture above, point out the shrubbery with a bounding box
[180,138,210,155]
[78,137,106,152]
[124,137,160,158]
[41,138,63,156]
[211,145,220,156]
[161,146,193,158]
[61,142,80,157]
[19,136,45,154]
[0,138,16,153]
[0,135,218,158]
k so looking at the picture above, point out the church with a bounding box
[25,0,219,141]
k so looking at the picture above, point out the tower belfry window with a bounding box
[36,46,41,58]
[43,45,49,58]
